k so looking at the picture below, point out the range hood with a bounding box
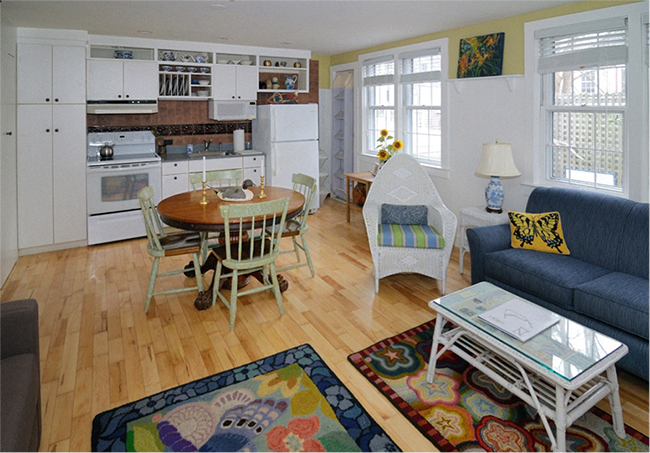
[87,100,158,114]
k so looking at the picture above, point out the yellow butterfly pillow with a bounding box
[507,211,570,254]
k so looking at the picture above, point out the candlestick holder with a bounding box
[258,176,267,199]
[200,181,208,205]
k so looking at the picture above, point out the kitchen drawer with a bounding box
[243,155,263,167]
[162,173,189,198]
[189,156,242,172]
[162,160,188,175]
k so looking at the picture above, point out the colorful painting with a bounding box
[457,32,505,78]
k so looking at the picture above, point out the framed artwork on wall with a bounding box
[457,32,505,78]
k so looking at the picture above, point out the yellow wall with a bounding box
[311,54,331,89]
[318,0,637,87]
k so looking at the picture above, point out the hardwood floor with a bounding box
[1,197,648,452]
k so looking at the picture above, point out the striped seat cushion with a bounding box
[378,224,445,249]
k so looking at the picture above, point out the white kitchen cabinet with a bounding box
[243,155,264,186]
[17,104,87,248]
[87,59,158,101]
[52,105,87,244]
[162,160,189,199]
[17,43,85,104]
[212,64,258,101]
[162,154,264,197]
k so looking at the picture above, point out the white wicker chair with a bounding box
[362,153,457,294]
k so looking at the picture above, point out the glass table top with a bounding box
[430,282,625,381]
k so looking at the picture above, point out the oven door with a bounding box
[87,161,161,215]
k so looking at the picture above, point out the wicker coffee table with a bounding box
[427,282,628,452]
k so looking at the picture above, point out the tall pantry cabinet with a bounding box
[16,34,87,250]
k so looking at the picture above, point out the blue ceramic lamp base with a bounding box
[485,176,504,213]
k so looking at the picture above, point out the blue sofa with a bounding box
[467,187,649,380]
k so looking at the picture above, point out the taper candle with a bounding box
[202,156,206,182]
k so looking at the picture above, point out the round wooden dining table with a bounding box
[157,185,305,310]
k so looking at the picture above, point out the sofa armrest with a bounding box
[1,299,40,361]
[467,224,511,284]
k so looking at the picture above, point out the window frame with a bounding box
[358,38,449,174]
[525,2,648,200]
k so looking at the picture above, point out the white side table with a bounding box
[459,206,509,274]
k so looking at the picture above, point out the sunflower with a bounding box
[380,129,389,137]
[377,149,389,161]
[393,140,403,150]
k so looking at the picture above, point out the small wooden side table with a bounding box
[459,206,509,274]
[344,171,375,222]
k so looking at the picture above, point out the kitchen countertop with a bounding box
[161,147,263,163]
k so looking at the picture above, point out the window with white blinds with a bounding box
[528,3,648,198]
[360,40,447,167]
[399,49,443,165]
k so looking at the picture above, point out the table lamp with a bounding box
[475,141,520,213]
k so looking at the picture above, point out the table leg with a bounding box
[606,365,627,438]
[459,226,467,275]
[346,176,351,222]
[554,385,567,452]
[426,312,445,383]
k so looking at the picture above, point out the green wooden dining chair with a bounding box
[190,168,244,258]
[212,197,290,330]
[266,173,317,277]
[138,186,204,312]
[189,169,243,191]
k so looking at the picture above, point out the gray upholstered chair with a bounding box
[1,299,42,452]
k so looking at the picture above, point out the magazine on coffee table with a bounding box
[478,298,560,342]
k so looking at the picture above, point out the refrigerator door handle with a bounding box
[272,109,277,142]
[272,142,278,176]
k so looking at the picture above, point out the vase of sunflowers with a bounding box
[376,129,403,169]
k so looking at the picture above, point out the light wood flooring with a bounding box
[1,198,648,451]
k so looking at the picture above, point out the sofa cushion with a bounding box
[508,211,570,254]
[484,248,610,310]
[615,203,649,279]
[378,224,444,248]
[381,204,428,225]
[574,272,649,340]
[1,353,40,452]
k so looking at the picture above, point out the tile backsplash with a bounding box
[86,100,251,146]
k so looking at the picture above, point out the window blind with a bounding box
[399,48,442,83]
[535,17,628,73]
[363,55,395,86]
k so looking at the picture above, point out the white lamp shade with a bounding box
[475,142,521,177]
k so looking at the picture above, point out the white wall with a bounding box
[356,75,532,246]
[0,6,19,288]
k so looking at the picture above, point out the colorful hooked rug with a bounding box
[348,320,649,452]
[92,344,399,452]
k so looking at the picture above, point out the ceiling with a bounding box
[3,0,584,55]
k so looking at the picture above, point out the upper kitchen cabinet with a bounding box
[87,59,158,101]
[17,43,85,104]
[212,63,258,101]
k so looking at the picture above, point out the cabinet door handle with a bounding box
[54,98,59,102]
[118,94,122,98]
[173,176,177,180]
[45,98,50,102]
[54,129,59,133]
[5,132,12,136]
[46,129,50,133]
[125,94,130,98]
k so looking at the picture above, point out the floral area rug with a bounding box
[92,344,400,452]
[348,320,649,452]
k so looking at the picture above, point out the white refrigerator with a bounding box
[253,104,320,210]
